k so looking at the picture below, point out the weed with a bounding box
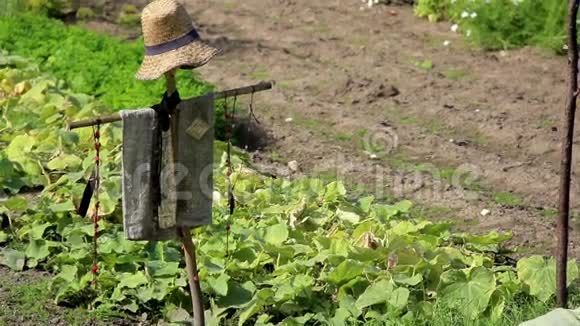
[443,68,467,80]
[412,59,435,70]
[493,191,524,207]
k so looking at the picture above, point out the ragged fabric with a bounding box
[120,108,176,241]
[170,94,214,228]
[120,94,214,241]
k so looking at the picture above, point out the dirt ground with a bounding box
[78,0,580,257]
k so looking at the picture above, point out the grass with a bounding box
[541,207,558,219]
[0,273,101,325]
[443,68,467,80]
[250,66,270,80]
[351,36,369,47]
[538,116,559,129]
[410,205,455,221]
[408,295,572,326]
[493,191,525,207]
[412,59,435,70]
[383,106,488,146]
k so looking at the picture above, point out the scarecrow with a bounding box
[69,0,273,324]
[125,1,220,323]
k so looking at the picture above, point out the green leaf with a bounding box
[146,261,179,277]
[0,231,9,243]
[324,181,347,202]
[118,271,148,289]
[238,300,261,326]
[217,281,256,308]
[394,273,423,286]
[25,239,50,260]
[331,307,352,325]
[49,200,75,212]
[517,256,579,302]
[0,248,26,271]
[440,267,496,319]
[28,222,52,239]
[166,307,192,323]
[328,260,366,285]
[4,196,27,211]
[47,154,82,170]
[208,273,230,296]
[5,134,36,163]
[355,279,393,310]
[55,265,78,283]
[389,287,409,309]
[336,209,360,224]
[0,159,15,178]
[264,223,288,246]
[358,196,374,213]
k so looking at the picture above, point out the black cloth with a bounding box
[152,90,181,131]
[151,90,181,208]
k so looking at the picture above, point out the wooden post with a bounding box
[557,0,580,309]
[165,70,205,325]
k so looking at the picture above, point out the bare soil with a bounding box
[79,0,579,257]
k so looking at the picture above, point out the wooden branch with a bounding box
[557,0,579,309]
[161,70,205,325]
[180,227,204,325]
[67,80,274,130]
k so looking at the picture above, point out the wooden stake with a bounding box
[165,70,205,325]
[557,0,579,309]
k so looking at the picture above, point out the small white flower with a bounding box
[370,153,378,160]
[443,40,451,47]
[461,11,469,18]
[451,24,459,33]
[470,12,477,18]
[466,29,472,37]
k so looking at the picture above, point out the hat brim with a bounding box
[135,40,219,80]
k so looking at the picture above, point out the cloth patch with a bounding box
[120,108,175,241]
[185,117,210,140]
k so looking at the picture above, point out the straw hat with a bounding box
[135,0,219,80]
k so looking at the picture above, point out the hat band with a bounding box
[144,28,200,56]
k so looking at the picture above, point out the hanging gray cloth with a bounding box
[120,108,176,241]
[120,95,214,241]
[171,94,214,228]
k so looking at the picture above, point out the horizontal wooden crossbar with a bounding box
[67,80,274,130]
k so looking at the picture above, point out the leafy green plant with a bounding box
[1,53,579,324]
[76,7,95,20]
[415,0,569,53]
[0,14,233,140]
